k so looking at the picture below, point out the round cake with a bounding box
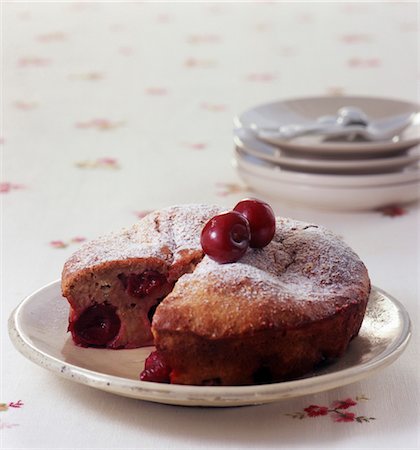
[61,204,370,385]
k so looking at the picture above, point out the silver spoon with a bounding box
[336,106,369,126]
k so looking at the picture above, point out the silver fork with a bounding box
[252,107,417,143]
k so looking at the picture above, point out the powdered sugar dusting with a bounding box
[175,218,368,303]
[64,204,222,274]
[169,204,224,262]
[64,205,368,308]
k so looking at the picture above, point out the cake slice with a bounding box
[61,205,221,348]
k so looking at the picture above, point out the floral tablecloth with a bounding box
[2,2,419,449]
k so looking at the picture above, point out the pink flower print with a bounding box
[200,102,226,112]
[50,240,67,249]
[8,401,24,409]
[0,423,19,430]
[75,158,120,169]
[0,401,23,413]
[286,395,375,423]
[0,182,25,193]
[348,57,381,68]
[333,411,356,423]
[37,32,66,42]
[50,237,86,249]
[75,119,124,130]
[71,237,86,244]
[340,34,372,44]
[97,157,118,166]
[332,398,357,410]
[134,210,153,219]
[145,87,168,96]
[18,57,51,68]
[187,34,220,44]
[0,183,11,193]
[70,72,104,81]
[304,405,329,417]
[14,101,38,110]
[185,58,217,68]
[246,73,276,82]
[182,142,207,150]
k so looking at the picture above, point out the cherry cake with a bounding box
[61,203,370,385]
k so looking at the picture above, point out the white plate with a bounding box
[9,281,411,407]
[235,149,420,188]
[236,161,420,211]
[235,96,420,157]
[234,128,420,175]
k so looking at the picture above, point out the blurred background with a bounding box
[4,0,418,288]
[3,1,418,286]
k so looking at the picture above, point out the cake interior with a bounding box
[66,255,202,349]
[67,264,177,349]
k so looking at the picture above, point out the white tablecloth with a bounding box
[3,2,419,449]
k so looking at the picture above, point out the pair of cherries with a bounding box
[201,198,276,264]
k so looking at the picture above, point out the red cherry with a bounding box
[71,303,121,347]
[201,211,250,263]
[118,271,167,298]
[140,351,171,383]
[233,198,275,248]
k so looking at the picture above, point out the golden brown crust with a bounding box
[153,279,369,339]
[155,300,367,385]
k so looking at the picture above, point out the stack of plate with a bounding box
[233,96,420,211]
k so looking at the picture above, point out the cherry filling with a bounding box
[118,271,167,298]
[71,303,121,347]
[140,351,171,383]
